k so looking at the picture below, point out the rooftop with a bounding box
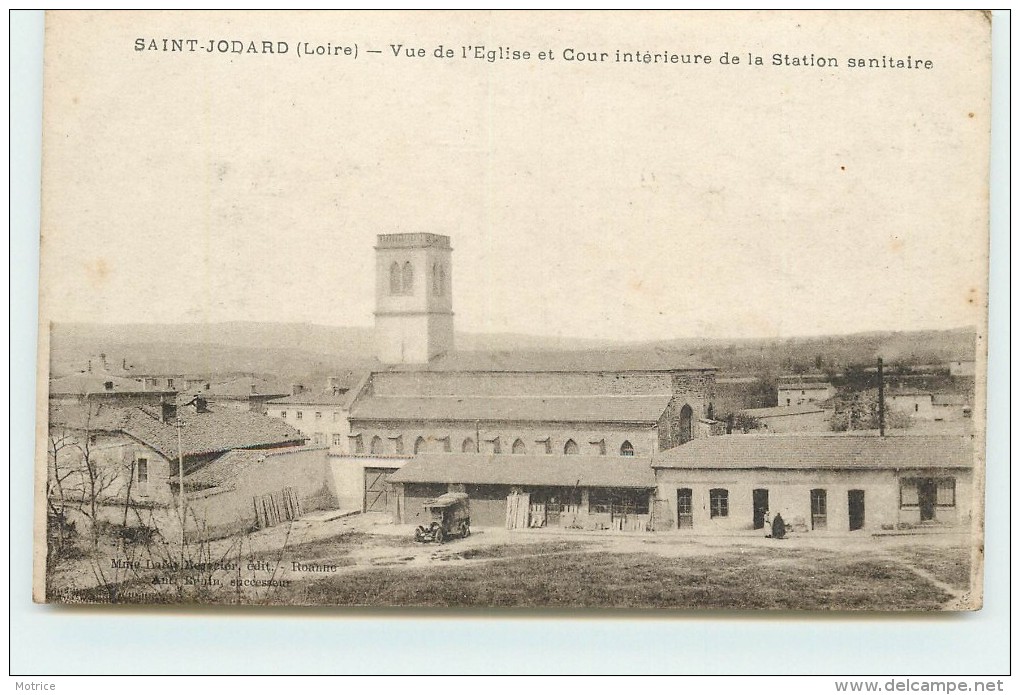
[652,434,974,470]
[183,445,327,490]
[739,404,826,418]
[376,233,451,249]
[385,348,715,373]
[777,382,832,391]
[268,372,369,408]
[49,402,306,460]
[389,453,656,488]
[49,372,165,395]
[350,394,674,425]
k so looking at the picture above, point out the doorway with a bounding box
[917,478,937,522]
[848,489,865,531]
[810,489,827,529]
[677,488,693,529]
[752,488,769,530]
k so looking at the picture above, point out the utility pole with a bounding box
[175,416,186,567]
[877,357,885,437]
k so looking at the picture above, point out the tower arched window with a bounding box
[370,436,384,455]
[512,438,526,455]
[620,440,634,457]
[402,262,414,294]
[414,436,427,455]
[438,265,446,295]
[563,439,579,455]
[389,262,402,295]
[432,263,440,296]
[462,437,475,453]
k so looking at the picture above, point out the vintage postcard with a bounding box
[35,10,991,610]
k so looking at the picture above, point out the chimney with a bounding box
[161,401,178,423]
[194,396,209,414]
[877,357,885,437]
[251,383,258,395]
[291,383,305,396]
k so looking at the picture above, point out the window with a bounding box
[136,458,148,495]
[589,489,650,515]
[438,436,452,453]
[166,378,174,389]
[332,434,343,446]
[351,434,365,454]
[620,440,634,457]
[462,437,476,453]
[936,478,956,507]
[332,411,339,421]
[512,439,526,455]
[535,437,552,454]
[279,411,287,419]
[391,435,404,455]
[563,439,579,455]
[390,262,402,294]
[709,489,729,518]
[810,489,827,529]
[590,439,606,456]
[402,262,414,294]
[414,436,427,455]
[315,411,322,420]
[915,403,919,412]
[786,398,791,406]
[432,263,440,296]
[370,436,383,455]
[313,432,325,445]
[439,265,446,295]
[296,411,303,420]
[485,437,501,454]
[899,480,920,507]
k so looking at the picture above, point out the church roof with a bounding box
[386,349,714,373]
[389,453,656,488]
[350,394,674,425]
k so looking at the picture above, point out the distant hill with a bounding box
[48,322,977,385]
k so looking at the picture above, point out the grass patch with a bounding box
[278,547,953,610]
[443,540,590,561]
[897,545,972,591]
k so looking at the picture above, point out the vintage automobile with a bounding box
[413,492,471,543]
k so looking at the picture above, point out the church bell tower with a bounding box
[374,233,454,364]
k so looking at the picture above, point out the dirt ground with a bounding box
[46,512,979,610]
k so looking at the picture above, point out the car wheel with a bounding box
[434,527,445,544]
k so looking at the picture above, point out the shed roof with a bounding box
[739,404,826,418]
[652,434,974,470]
[182,445,327,489]
[350,395,673,425]
[777,382,832,391]
[389,453,656,488]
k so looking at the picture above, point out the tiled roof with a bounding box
[777,382,832,391]
[350,395,674,424]
[652,434,974,470]
[740,404,826,418]
[49,372,159,395]
[182,445,327,489]
[123,406,306,459]
[389,453,656,488]
[386,349,714,373]
[189,376,290,399]
[50,403,306,459]
[268,371,370,408]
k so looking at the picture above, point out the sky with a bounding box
[39,11,991,342]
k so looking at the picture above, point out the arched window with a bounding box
[512,438,526,455]
[620,440,634,457]
[432,263,440,296]
[389,262,402,294]
[402,262,414,294]
[414,436,427,455]
[462,437,475,453]
[563,439,579,455]
[370,436,383,455]
[679,405,694,445]
[438,265,446,295]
